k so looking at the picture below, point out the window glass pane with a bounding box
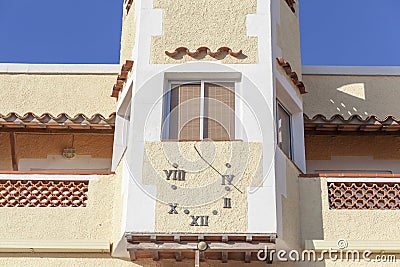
[169,83,201,140]
[277,103,291,158]
[204,82,235,141]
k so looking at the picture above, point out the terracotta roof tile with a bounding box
[111,60,134,99]
[165,46,244,59]
[0,112,115,130]
[276,57,307,94]
[304,114,400,132]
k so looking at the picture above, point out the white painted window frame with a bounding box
[274,75,306,172]
[276,100,293,159]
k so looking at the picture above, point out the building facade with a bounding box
[0,0,399,266]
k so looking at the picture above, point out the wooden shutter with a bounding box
[204,82,235,141]
[169,83,201,140]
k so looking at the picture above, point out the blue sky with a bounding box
[0,0,399,66]
[300,0,400,66]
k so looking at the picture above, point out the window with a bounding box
[164,81,235,141]
[277,102,292,158]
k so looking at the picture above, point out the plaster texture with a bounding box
[151,0,258,64]
[0,173,115,240]
[300,177,400,243]
[120,1,136,63]
[303,74,400,119]
[277,0,302,78]
[142,141,263,233]
[0,73,116,116]
[279,158,301,250]
[0,133,12,170]
[15,133,113,162]
[0,254,138,267]
[111,159,126,249]
[305,135,400,160]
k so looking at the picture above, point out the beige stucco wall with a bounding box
[0,133,12,170]
[151,0,258,64]
[0,73,116,116]
[0,254,398,266]
[0,254,138,267]
[119,1,136,63]
[303,74,400,119]
[0,257,313,267]
[300,177,400,242]
[133,260,308,266]
[279,158,302,250]
[111,158,126,249]
[0,160,137,266]
[277,0,302,78]
[0,173,115,240]
[305,135,400,160]
[142,141,262,233]
[14,133,114,162]
[299,178,400,266]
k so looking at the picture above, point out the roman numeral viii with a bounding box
[163,170,186,181]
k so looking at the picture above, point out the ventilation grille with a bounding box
[328,182,400,210]
[0,180,88,207]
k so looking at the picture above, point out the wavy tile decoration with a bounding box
[276,57,307,94]
[328,182,400,210]
[111,60,134,98]
[285,0,296,13]
[165,47,244,59]
[304,114,400,132]
[0,112,115,130]
[0,180,88,207]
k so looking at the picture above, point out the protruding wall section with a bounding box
[151,0,258,64]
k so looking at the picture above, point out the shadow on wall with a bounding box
[275,156,326,266]
[303,75,400,119]
[299,178,324,257]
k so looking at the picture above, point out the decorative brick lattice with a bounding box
[328,182,400,210]
[0,180,88,207]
